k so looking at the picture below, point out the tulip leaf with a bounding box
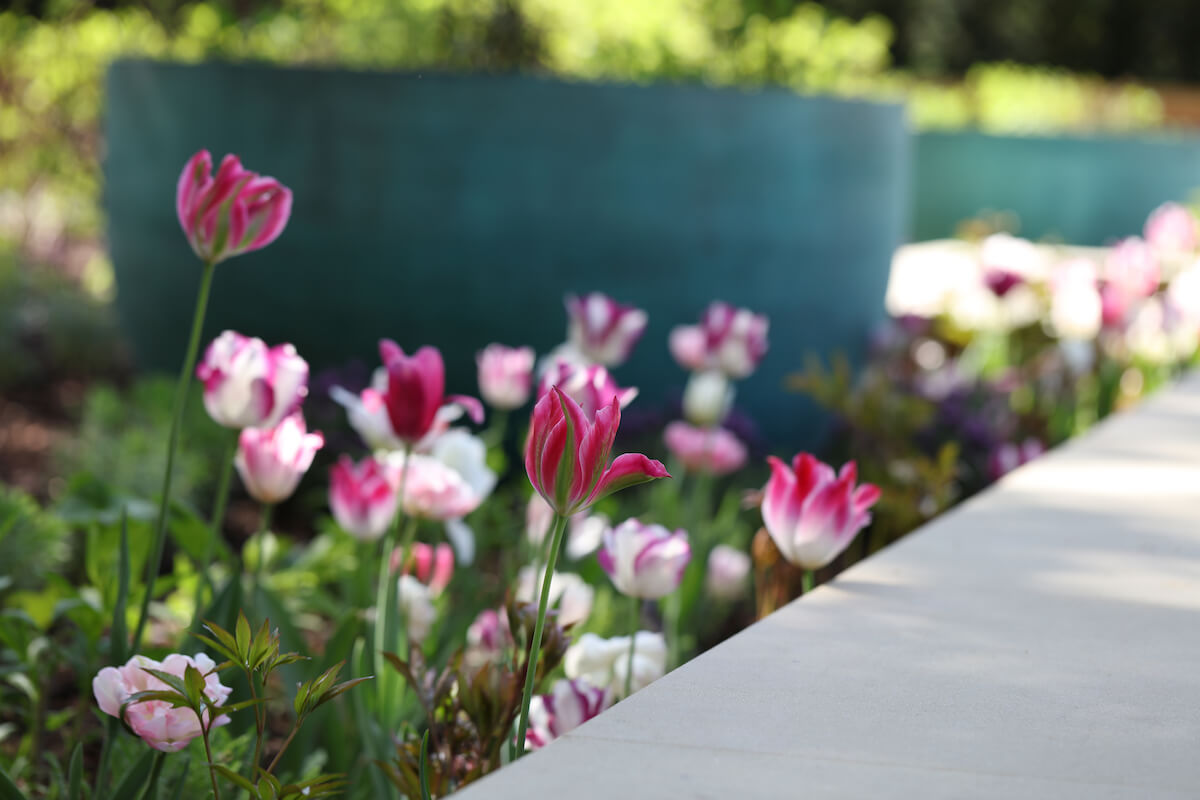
[0,762,28,800]
[166,757,190,800]
[66,744,83,800]
[419,730,432,800]
[109,749,155,800]
[110,508,130,665]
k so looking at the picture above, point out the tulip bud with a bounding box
[682,370,734,428]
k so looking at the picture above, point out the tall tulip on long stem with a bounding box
[130,151,292,653]
[516,388,670,753]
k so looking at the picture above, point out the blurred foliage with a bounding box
[0,0,1166,265]
[0,485,70,593]
[53,377,227,510]
[0,242,126,388]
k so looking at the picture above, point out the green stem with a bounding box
[194,431,238,622]
[514,512,567,756]
[201,724,222,800]
[263,717,302,777]
[138,751,166,800]
[252,503,274,621]
[373,444,411,732]
[624,596,639,699]
[664,592,681,670]
[132,258,217,652]
[246,669,264,781]
[801,569,815,596]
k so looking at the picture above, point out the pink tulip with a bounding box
[525,388,669,517]
[389,452,483,520]
[196,331,308,430]
[1106,237,1160,299]
[663,422,747,476]
[669,302,769,378]
[391,541,455,596]
[93,653,232,753]
[539,359,638,420]
[598,519,691,599]
[477,344,535,410]
[525,678,613,751]
[1144,202,1198,253]
[464,608,513,670]
[235,413,324,504]
[706,544,751,600]
[329,455,397,541]
[988,438,1045,481]
[176,151,292,264]
[379,340,483,445]
[761,453,880,570]
[565,293,648,366]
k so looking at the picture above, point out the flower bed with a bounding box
[3,150,1199,799]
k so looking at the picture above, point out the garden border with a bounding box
[458,372,1200,798]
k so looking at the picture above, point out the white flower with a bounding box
[564,631,667,698]
[515,568,594,628]
[396,575,436,643]
[682,370,734,428]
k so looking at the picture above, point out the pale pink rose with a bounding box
[93,653,232,753]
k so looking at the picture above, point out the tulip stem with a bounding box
[194,430,238,622]
[801,569,815,596]
[624,597,640,699]
[132,258,217,652]
[251,503,274,621]
[515,512,568,757]
[374,444,411,735]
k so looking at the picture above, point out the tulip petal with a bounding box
[587,453,670,506]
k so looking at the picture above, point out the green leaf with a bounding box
[166,758,190,800]
[0,762,28,800]
[235,612,252,663]
[110,749,155,800]
[110,508,131,665]
[419,730,432,800]
[67,744,83,800]
[183,664,207,707]
[137,668,189,698]
[210,765,258,797]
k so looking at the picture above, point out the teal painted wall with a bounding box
[914,130,1200,245]
[104,61,910,447]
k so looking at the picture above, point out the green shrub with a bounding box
[0,485,70,592]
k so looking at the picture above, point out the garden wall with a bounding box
[455,372,1200,798]
[103,60,910,447]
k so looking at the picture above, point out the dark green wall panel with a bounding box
[104,61,909,446]
[914,130,1200,245]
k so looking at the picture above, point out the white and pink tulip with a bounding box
[598,519,691,599]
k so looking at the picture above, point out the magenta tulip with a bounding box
[379,340,483,445]
[525,387,669,517]
[670,301,769,378]
[176,150,292,264]
[196,330,308,430]
[761,453,880,570]
[539,359,638,420]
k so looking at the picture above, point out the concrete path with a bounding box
[458,373,1200,798]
